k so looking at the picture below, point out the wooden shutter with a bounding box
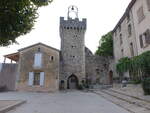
[139,35,144,48]
[145,29,150,44]
[147,0,150,11]
[40,72,45,86]
[34,53,42,67]
[0,63,2,72]
[28,72,34,86]
[137,6,145,23]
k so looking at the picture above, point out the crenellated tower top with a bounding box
[60,6,86,32]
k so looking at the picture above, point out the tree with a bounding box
[116,51,150,80]
[0,0,53,46]
[95,31,113,56]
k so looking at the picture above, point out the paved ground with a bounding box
[0,91,129,113]
[0,100,25,113]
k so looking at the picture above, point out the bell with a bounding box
[71,6,74,10]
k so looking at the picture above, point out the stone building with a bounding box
[2,43,60,92]
[131,0,150,55]
[112,0,150,79]
[1,6,110,92]
[59,6,87,89]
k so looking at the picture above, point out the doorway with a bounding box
[67,74,78,89]
[109,70,113,84]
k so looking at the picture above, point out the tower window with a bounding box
[50,56,54,61]
[71,45,76,48]
[73,35,78,38]
[67,27,69,29]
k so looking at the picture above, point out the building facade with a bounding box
[112,0,150,79]
[17,43,60,92]
[131,0,150,55]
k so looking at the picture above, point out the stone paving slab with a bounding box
[0,100,26,113]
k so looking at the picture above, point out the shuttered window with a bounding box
[120,34,123,45]
[128,24,132,36]
[0,63,2,72]
[139,35,144,48]
[137,6,145,23]
[147,0,150,11]
[144,29,150,44]
[121,49,124,57]
[28,72,34,86]
[40,72,45,86]
[130,43,134,57]
[34,53,42,68]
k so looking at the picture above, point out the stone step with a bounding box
[93,90,150,113]
[110,89,150,103]
[103,89,150,110]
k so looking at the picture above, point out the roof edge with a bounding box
[112,0,136,33]
[18,42,60,52]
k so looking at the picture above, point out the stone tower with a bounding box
[59,6,86,89]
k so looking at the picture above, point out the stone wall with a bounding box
[85,47,110,85]
[0,63,18,91]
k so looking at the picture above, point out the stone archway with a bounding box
[109,70,113,84]
[67,74,78,89]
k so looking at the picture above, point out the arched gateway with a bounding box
[67,74,78,89]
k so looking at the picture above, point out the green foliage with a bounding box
[31,0,53,7]
[116,57,131,74]
[128,79,141,84]
[96,31,113,56]
[142,77,150,95]
[116,51,150,78]
[0,0,52,46]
